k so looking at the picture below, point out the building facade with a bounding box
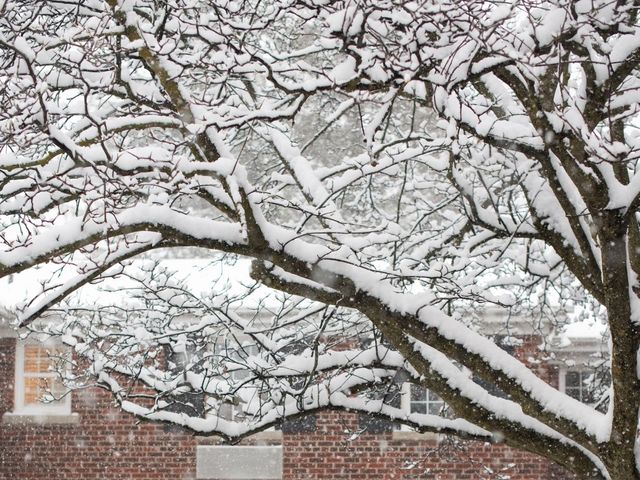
[0,324,596,480]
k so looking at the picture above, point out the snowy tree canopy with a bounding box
[1,1,640,477]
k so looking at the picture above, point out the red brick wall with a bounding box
[281,335,572,480]
[0,337,197,480]
[1,335,575,480]
[0,338,15,416]
[282,411,571,480]
[516,335,560,388]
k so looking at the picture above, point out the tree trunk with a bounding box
[599,211,640,480]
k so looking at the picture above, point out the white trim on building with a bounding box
[3,338,79,424]
[196,445,283,479]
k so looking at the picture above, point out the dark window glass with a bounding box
[409,385,446,416]
[565,370,595,404]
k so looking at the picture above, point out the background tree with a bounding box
[1,0,639,478]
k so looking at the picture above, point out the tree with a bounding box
[1,0,639,477]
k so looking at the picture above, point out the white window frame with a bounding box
[395,383,447,431]
[391,383,446,439]
[399,383,450,416]
[13,340,72,416]
[406,383,446,416]
[559,367,596,405]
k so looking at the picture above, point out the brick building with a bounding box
[0,313,602,480]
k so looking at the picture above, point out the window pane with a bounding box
[565,371,580,387]
[427,402,444,415]
[22,345,67,407]
[24,376,65,405]
[565,370,598,405]
[565,386,580,400]
[579,371,591,387]
[410,385,426,402]
[583,391,596,404]
[409,385,449,416]
[24,377,45,405]
[24,345,51,374]
[426,390,442,403]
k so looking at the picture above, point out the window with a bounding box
[163,345,206,418]
[409,384,447,415]
[228,343,259,382]
[394,382,450,436]
[206,342,264,423]
[397,382,449,423]
[560,367,611,412]
[562,369,596,404]
[223,343,261,422]
[14,341,71,415]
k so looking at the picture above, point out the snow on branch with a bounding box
[4,1,640,477]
